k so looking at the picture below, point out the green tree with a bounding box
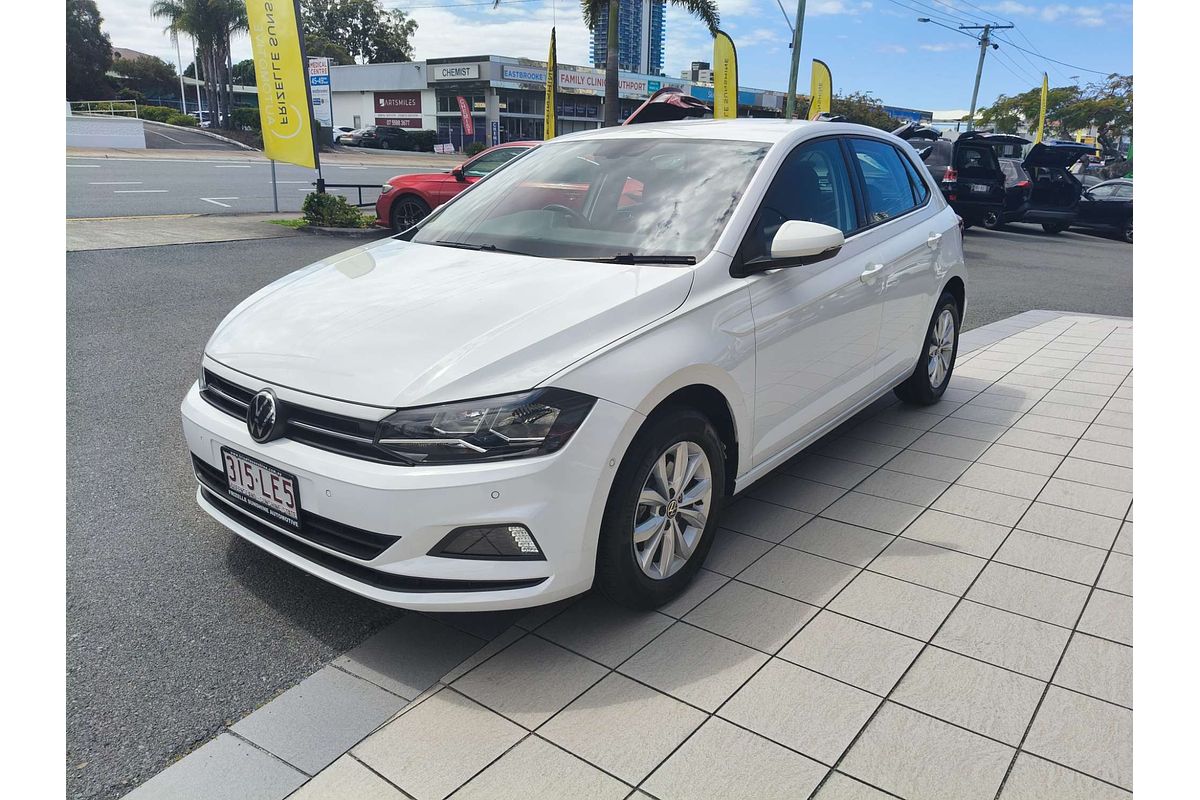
[979,74,1132,154]
[231,57,256,86]
[576,0,720,127]
[67,0,114,100]
[151,0,246,128]
[111,54,178,98]
[978,84,1083,138]
[300,0,417,64]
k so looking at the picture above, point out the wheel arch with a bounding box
[944,275,966,320]
[642,383,740,496]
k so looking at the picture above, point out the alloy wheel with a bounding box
[928,308,956,389]
[394,200,428,230]
[633,441,712,580]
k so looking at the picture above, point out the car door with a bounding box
[846,136,944,383]
[1078,183,1118,225]
[742,136,884,466]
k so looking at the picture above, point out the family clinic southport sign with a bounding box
[246,0,319,170]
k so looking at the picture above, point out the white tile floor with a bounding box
[128,313,1133,800]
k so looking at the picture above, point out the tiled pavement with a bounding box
[126,311,1133,800]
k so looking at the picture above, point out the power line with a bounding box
[878,0,967,28]
[991,47,1038,85]
[992,36,1113,76]
[938,0,1005,24]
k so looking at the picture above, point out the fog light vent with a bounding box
[431,524,545,560]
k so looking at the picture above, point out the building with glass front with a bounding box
[590,0,666,75]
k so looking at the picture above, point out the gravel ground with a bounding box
[65,225,1131,799]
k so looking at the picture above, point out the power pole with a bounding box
[959,23,1012,131]
[783,0,808,121]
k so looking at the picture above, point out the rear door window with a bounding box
[849,138,921,224]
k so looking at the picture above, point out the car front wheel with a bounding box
[1122,221,1132,243]
[390,196,431,232]
[895,291,960,406]
[1042,222,1068,234]
[981,211,1001,229]
[596,407,725,609]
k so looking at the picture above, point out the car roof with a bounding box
[551,118,891,146]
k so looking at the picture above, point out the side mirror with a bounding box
[451,166,466,182]
[769,220,845,261]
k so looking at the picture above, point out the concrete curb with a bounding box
[301,225,391,239]
[142,119,258,151]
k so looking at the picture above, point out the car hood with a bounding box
[205,239,694,408]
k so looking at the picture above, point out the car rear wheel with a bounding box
[1122,221,1133,243]
[390,196,431,232]
[596,407,725,609]
[981,211,1001,229]
[1042,222,1068,234]
[895,291,960,406]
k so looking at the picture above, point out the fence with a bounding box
[69,100,141,118]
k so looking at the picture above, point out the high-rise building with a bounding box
[590,0,666,76]
[681,61,712,83]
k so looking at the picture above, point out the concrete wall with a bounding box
[67,115,146,149]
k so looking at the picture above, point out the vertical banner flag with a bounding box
[545,27,558,139]
[1035,73,1048,144]
[456,96,475,137]
[246,0,318,170]
[712,30,738,120]
[807,59,832,120]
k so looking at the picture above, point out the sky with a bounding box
[96,0,1132,111]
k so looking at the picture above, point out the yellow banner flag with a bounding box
[1035,73,1048,144]
[545,27,557,139]
[808,59,832,120]
[246,0,318,169]
[712,30,738,120]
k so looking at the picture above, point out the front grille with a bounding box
[192,455,399,560]
[200,369,407,464]
[199,486,547,594]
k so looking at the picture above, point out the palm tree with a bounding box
[151,0,246,129]
[495,1,720,129]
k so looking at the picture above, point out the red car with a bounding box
[376,141,540,231]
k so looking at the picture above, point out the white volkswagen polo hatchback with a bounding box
[181,119,966,611]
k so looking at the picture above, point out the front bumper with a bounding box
[181,382,639,611]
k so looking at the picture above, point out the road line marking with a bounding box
[89,181,143,185]
[67,164,101,168]
[114,189,169,193]
[200,197,238,207]
[274,180,310,184]
[215,164,252,168]
[145,129,186,145]
[337,166,368,170]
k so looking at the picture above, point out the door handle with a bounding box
[860,263,884,283]
[926,232,943,249]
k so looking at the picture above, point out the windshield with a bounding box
[410,138,769,261]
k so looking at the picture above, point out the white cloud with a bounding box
[810,1,874,15]
[985,1,1130,26]
[878,44,908,54]
[919,41,973,52]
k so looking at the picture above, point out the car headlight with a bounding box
[376,388,596,464]
[380,183,396,194]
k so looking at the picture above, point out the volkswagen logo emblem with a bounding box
[247,390,279,443]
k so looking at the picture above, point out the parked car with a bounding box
[993,158,1033,229]
[356,125,415,150]
[920,136,1006,229]
[181,119,966,612]
[376,141,539,231]
[336,127,371,146]
[1072,178,1133,242]
[1021,140,1096,233]
[331,126,356,144]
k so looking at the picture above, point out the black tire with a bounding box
[981,211,1001,230]
[894,291,961,406]
[596,407,726,609]
[1042,222,1068,234]
[390,195,431,232]
[1122,221,1132,243]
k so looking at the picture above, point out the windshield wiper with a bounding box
[574,253,697,265]
[433,240,531,256]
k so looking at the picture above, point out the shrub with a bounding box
[139,105,177,123]
[166,112,198,127]
[409,130,436,152]
[464,141,486,156]
[116,88,146,104]
[301,192,372,228]
[231,107,261,131]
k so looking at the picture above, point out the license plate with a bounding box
[221,446,300,528]
[970,183,991,193]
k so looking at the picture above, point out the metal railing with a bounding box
[313,178,381,208]
[69,100,140,118]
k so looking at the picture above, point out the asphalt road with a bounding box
[142,122,244,151]
[66,156,428,218]
[65,227,1131,800]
